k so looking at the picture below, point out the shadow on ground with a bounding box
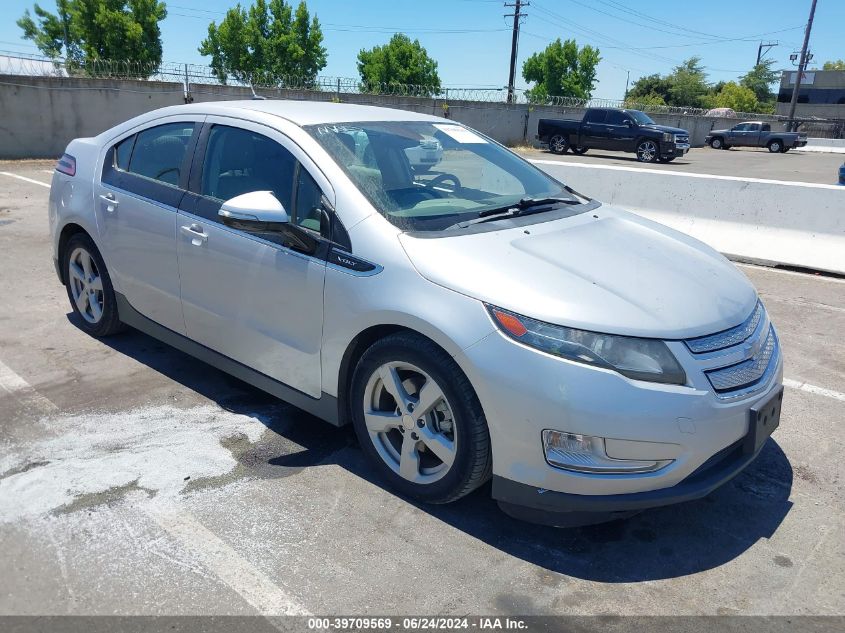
[73,314,794,584]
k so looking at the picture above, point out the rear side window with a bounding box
[128,123,195,186]
[585,109,607,123]
[201,125,296,209]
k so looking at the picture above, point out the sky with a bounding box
[1,0,843,100]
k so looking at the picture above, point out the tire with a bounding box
[636,139,659,163]
[63,233,125,337]
[658,156,675,163]
[549,134,569,154]
[709,137,724,150]
[570,146,588,155]
[768,140,783,153]
[350,332,492,504]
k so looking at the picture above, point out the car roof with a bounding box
[156,99,446,126]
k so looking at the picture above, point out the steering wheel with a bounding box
[427,173,462,193]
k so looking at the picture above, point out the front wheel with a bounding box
[570,146,588,155]
[350,333,492,504]
[709,137,724,150]
[636,139,659,163]
[768,140,783,153]
[549,134,569,154]
[63,233,125,337]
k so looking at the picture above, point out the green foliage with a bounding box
[822,59,845,70]
[624,92,666,109]
[199,0,327,85]
[17,0,167,72]
[740,59,779,102]
[522,38,601,102]
[357,34,441,96]
[626,73,672,104]
[702,81,758,112]
[666,56,708,107]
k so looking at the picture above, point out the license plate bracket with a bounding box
[743,387,784,454]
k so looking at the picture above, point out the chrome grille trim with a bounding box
[685,301,764,354]
[704,326,779,398]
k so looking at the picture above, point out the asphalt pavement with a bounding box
[0,161,843,619]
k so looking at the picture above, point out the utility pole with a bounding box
[624,70,630,102]
[505,0,528,104]
[787,0,818,132]
[756,41,778,65]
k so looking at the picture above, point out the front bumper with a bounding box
[665,143,689,157]
[456,321,783,524]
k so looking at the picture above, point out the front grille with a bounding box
[674,134,690,144]
[705,326,778,393]
[685,301,764,353]
[684,301,779,399]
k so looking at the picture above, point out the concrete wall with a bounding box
[533,159,845,275]
[0,75,785,159]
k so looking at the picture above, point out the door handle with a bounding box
[99,193,119,212]
[180,223,208,245]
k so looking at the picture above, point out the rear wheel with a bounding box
[636,139,659,163]
[350,333,492,504]
[570,146,588,155]
[63,233,124,337]
[549,134,569,154]
[768,140,783,153]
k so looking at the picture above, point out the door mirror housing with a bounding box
[219,190,290,232]
[625,119,635,128]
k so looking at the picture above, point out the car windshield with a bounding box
[626,110,656,126]
[305,120,580,231]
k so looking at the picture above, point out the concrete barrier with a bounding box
[795,138,845,154]
[532,160,845,275]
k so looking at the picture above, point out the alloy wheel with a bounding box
[362,361,457,484]
[637,140,658,162]
[68,247,104,324]
[549,135,568,154]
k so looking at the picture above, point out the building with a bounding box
[777,69,845,119]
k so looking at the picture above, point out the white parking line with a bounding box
[147,504,310,616]
[529,158,845,190]
[0,171,51,188]
[783,378,845,403]
[0,359,58,413]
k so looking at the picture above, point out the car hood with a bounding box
[709,128,731,135]
[640,124,688,136]
[398,206,757,339]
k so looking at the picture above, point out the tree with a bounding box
[666,57,708,107]
[522,38,601,102]
[703,81,758,112]
[740,59,779,102]
[624,92,666,109]
[626,73,672,104]
[822,59,845,70]
[357,34,441,95]
[17,0,167,72]
[199,0,327,86]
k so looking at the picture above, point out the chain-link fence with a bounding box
[3,51,844,133]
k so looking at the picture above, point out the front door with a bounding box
[176,119,331,397]
[96,118,201,334]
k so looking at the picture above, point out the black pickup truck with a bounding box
[537,108,690,163]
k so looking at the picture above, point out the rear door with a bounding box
[176,117,333,397]
[96,116,202,333]
[581,109,609,149]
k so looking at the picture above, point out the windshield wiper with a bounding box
[475,196,576,219]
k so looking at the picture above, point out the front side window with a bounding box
[606,111,627,126]
[201,125,296,209]
[128,122,195,186]
[306,121,583,232]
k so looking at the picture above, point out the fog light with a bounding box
[542,430,672,474]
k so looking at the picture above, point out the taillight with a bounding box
[56,153,76,176]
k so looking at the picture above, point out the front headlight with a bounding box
[488,306,686,385]
[662,132,673,142]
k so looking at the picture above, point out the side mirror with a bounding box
[219,191,289,232]
[625,120,634,128]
